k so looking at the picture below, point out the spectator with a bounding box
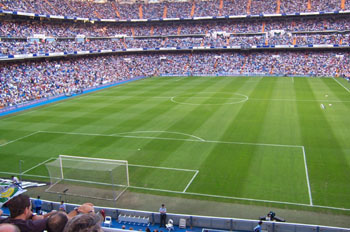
[0,224,20,232]
[34,196,43,215]
[46,211,69,232]
[62,213,103,232]
[0,194,48,232]
[254,221,263,232]
[67,203,95,220]
[10,176,21,189]
[59,201,66,212]
[159,204,166,228]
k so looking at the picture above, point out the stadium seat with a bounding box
[166,219,174,231]
[179,218,186,229]
[104,216,112,227]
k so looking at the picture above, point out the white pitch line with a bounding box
[249,98,350,103]
[22,158,56,174]
[127,185,321,209]
[292,77,294,83]
[59,156,198,173]
[128,163,198,173]
[302,146,313,206]
[183,170,199,193]
[332,77,350,94]
[0,131,40,147]
[39,130,302,148]
[113,131,205,142]
[129,185,184,194]
[2,170,349,211]
[1,100,67,121]
[0,171,50,179]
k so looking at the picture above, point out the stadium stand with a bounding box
[0,0,349,19]
[0,0,350,111]
[1,50,349,108]
[1,15,350,57]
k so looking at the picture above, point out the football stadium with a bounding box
[1,0,350,231]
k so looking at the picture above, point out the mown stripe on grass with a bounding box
[192,78,277,200]
[296,78,350,208]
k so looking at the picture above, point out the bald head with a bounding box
[0,223,20,232]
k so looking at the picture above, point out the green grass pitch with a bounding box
[1,76,350,212]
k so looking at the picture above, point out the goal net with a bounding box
[45,155,129,201]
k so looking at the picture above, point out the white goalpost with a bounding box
[45,155,129,201]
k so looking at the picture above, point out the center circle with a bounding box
[170,92,249,106]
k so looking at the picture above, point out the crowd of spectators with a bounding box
[1,16,350,56]
[2,16,350,38]
[0,0,348,19]
[1,2,349,109]
[1,51,349,108]
[0,193,103,232]
[2,33,350,56]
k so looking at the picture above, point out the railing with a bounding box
[34,199,350,232]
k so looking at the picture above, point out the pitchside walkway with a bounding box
[2,197,349,232]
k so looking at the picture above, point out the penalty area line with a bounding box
[183,170,199,193]
[302,146,313,206]
[21,158,56,175]
[0,131,40,147]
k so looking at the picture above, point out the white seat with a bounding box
[104,216,112,227]
[166,219,174,232]
[179,218,186,229]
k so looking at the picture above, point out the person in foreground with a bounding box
[63,213,103,232]
[0,194,49,232]
[0,223,20,232]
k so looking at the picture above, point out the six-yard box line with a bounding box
[0,130,323,210]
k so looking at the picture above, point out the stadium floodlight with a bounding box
[45,155,129,201]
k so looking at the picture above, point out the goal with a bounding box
[45,155,129,201]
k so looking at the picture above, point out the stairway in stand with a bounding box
[112,1,121,18]
[247,0,252,14]
[163,5,168,18]
[219,0,223,16]
[190,2,195,17]
[276,0,281,13]
[139,4,143,19]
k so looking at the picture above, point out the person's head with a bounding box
[6,194,32,219]
[47,211,69,232]
[63,213,103,232]
[121,225,126,229]
[61,201,64,204]
[0,223,20,232]
[258,221,263,225]
[161,204,164,207]
[37,196,40,199]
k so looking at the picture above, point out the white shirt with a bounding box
[12,176,19,184]
[159,207,166,214]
